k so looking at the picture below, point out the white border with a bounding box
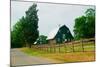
[0,0,98,67]
[25,0,95,5]
[0,0,10,67]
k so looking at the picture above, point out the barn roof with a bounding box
[34,41,37,44]
[47,24,65,40]
[34,38,39,44]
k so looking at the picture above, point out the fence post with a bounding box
[39,45,41,50]
[41,45,43,51]
[42,44,43,51]
[72,42,75,52]
[54,44,56,53]
[42,45,44,51]
[64,42,66,53]
[45,45,47,52]
[50,45,52,53]
[59,43,61,53]
[45,45,47,51]
[48,44,50,52]
[36,45,38,50]
[43,44,45,51]
[82,39,84,52]
[47,45,49,52]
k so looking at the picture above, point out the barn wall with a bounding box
[48,39,56,45]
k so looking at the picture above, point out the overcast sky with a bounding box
[11,1,95,36]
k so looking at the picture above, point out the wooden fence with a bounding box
[32,38,95,53]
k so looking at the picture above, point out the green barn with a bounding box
[47,25,74,44]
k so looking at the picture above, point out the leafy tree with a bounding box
[11,3,39,48]
[24,3,39,48]
[85,8,95,17]
[74,8,95,40]
[36,35,47,44]
[74,16,87,39]
[11,17,26,48]
[85,8,95,38]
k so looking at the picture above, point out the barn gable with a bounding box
[47,27,59,40]
[47,25,73,44]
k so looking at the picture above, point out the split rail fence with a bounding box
[32,38,95,53]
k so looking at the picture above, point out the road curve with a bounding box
[11,48,59,66]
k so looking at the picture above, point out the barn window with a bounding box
[58,38,60,41]
[57,38,61,43]
[63,34,66,41]
[67,30,69,33]
[65,39,67,41]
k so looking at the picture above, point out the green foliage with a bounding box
[74,16,87,39]
[24,3,39,48]
[74,8,95,40]
[11,17,26,48]
[11,3,39,48]
[36,35,47,44]
[85,8,95,17]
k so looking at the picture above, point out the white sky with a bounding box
[11,1,95,36]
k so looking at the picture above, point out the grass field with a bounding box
[20,42,95,63]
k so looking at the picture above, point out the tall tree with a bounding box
[24,3,39,48]
[74,8,95,40]
[11,3,39,48]
[74,16,87,39]
[11,16,26,48]
[85,8,95,38]
[85,8,95,17]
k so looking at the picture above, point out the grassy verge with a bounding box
[20,47,95,63]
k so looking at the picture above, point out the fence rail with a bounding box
[32,38,95,53]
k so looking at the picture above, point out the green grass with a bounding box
[20,42,95,62]
[20,48,45,56]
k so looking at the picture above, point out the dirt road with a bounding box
[11,49,59,66]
